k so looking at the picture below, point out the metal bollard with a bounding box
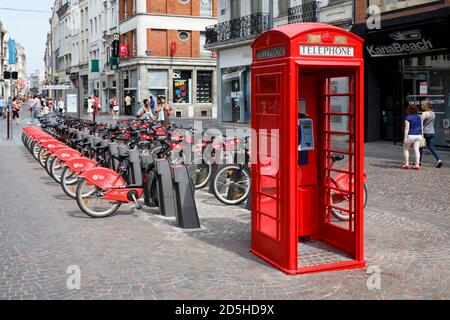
[172,165,201,229]
[208,163,219,195]
[129,149,143,185]
[109,142,119,171]
[245,191,252,211]
[155,160,177,218]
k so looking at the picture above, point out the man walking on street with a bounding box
[28,95,42,125]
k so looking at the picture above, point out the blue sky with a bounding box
[0,0,54,74]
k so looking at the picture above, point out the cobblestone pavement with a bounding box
[1,117,450,300]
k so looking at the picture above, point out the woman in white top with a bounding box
[87,96,94,118]
[136,99,156,121]
[58,98,65,115]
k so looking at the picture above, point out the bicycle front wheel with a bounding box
[213,165,251,205]
[60,166,79,199]
[188,161,212,189]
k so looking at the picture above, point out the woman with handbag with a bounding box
[403,104,423,170]
[420,100,443,168]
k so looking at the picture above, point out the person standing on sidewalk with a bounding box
[87,96,94,118]
[124,94,132,116]
[58,97,65,115]
[403,105,423,170]
[156,97,172,126]
[0,96,5,119]
[136,99,156,121]
[420,100,443,168]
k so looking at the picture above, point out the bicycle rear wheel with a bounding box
[330,183,368,221]
[213,165,251,205]
[76,178,122,218]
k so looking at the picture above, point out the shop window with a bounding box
[149,69,169,102]
[197,71,213,103]
[173,70,192,104]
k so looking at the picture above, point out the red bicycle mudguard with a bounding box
[104,188,144,203]
[47,145,71,155]
[52,148,82,162]
[64,158,99,174]
[40,141,66,151]
[79,167,126,190]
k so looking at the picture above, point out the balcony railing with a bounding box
[288,1,320,24]
[205,13,269,47]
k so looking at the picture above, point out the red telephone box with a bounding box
[251,23,366,275]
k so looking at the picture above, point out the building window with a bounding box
[173,70,192,104]
[278,0,288,17]
[178,31,190,41]
[197,71,213,103]
[200,0,213,17]
[179,0,190,3]
[200,32,210,58]
[368,0,441,13]
[148,69,169,101]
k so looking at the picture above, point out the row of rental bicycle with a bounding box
[21,115,251,223]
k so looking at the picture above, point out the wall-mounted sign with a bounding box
[443,119,450,129]
[120,43,129,57]
[300,45,355,57]
[361,22,450,58]
[419,82,428,96]
[66,94,78,113]
[42,85,71,90]
[256,47,286,60]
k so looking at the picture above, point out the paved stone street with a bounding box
[1,116,450,300]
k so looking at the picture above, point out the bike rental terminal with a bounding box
[250,23,366,275]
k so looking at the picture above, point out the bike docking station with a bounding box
[139,154,200,230]
[250,23,366,275]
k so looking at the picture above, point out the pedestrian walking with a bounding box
[136,99,156,121]
[420,100,443,168]
[403,105,423,170]
[156,97,172,126]
[28,95,42,125]
[110,96,120,120]
[12,97,21,125]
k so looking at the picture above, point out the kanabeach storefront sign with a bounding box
[357,18,450,58]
